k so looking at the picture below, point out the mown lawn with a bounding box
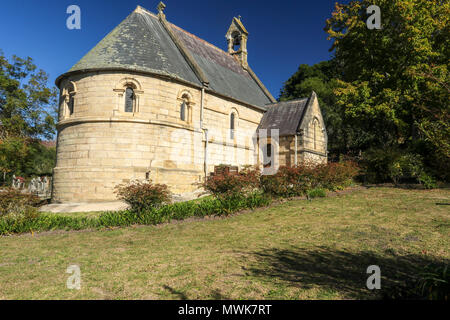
[0,186,448,299]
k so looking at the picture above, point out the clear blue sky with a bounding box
[0,0,340,99]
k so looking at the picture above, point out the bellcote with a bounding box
[225,16,249,69]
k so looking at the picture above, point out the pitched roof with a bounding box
[171,24,272,107]
[257,97,311,136]
[68,9,201,86]
[59,6,273,108]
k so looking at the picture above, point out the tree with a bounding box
[0,51,57,140]
[279,61,347,159]
[323,0,449,179]
[0,51,57,182]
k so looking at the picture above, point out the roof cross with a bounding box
[157,2,166,16]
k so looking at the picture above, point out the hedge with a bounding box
[0,192,271,235]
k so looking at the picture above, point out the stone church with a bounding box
[53,3,327,203]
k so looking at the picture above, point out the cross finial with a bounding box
[238,15,242,21]
[157,1,166,16]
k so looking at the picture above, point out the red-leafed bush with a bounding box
[115,180,172,212]
[203,166,261,201]
[260,165,313,198]
[314,161,360,191]
[261,161,359,197]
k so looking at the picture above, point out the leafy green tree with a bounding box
[280,61,346,159]
[0,51,57,140]
[280,1,448,181]
[0,51,57,182]
[324,0,449,177]
[0,136,30,180]
[26,142,56,176]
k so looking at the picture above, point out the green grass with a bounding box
[0,186,449,299]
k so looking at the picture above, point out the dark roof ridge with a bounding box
[155,10,209,85]
[266,97,309,106]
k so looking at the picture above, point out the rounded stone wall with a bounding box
[53,71,205,202]
[53,70,263,203]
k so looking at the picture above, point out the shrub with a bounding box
[360,148,402,183]
[244,191,272,209]
[314,161,359,191]
[0,188,41,217]
[388,153,436,188]
[261,166,303,197]
[416,264,449,300]
[385,264,449,300]
[418,172,437,189]
[3,203,40,221]
[202,166,260,201]
[114,180,172,212]
[0,212,96,235]
[260,161,359,197]
[306,188,327,198]
[361,149,437,187]
[195,197,223,216]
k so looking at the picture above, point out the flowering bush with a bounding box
[114,180,172,212]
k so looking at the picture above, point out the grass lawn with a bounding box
[0,186,448,300]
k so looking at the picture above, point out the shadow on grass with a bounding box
[163,285,188,299]
[243,246,449,299]
[163,285,228,300]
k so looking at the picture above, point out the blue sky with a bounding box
[0,0,340,98]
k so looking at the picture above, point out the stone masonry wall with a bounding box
[54,71,264,202]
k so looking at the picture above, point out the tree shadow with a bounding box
[162,285,229,300]
[243,246,449,299]
[162,285,189,300]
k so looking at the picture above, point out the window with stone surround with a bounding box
[312,118,321,150]
[125,87,135,113]
[176,90,194,124]
[113,78,143,115]
[180,100,187,121]
[230,113,235,139]
[229,110,238,140]
[60,81,76,119]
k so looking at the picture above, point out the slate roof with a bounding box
[68,10,201,86]
[62,6,273,108]
[171,24,272,107]
[257,97,310,136]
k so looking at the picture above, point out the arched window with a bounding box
[230,113,235,139]
[232,31,241,52]
[176,91,194,124]
[61,81,76,119]
[313,118,320,150]
[68,95,74,115]
[114,78,143,115]
[125,87,134,113]
[180,100,186,121]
